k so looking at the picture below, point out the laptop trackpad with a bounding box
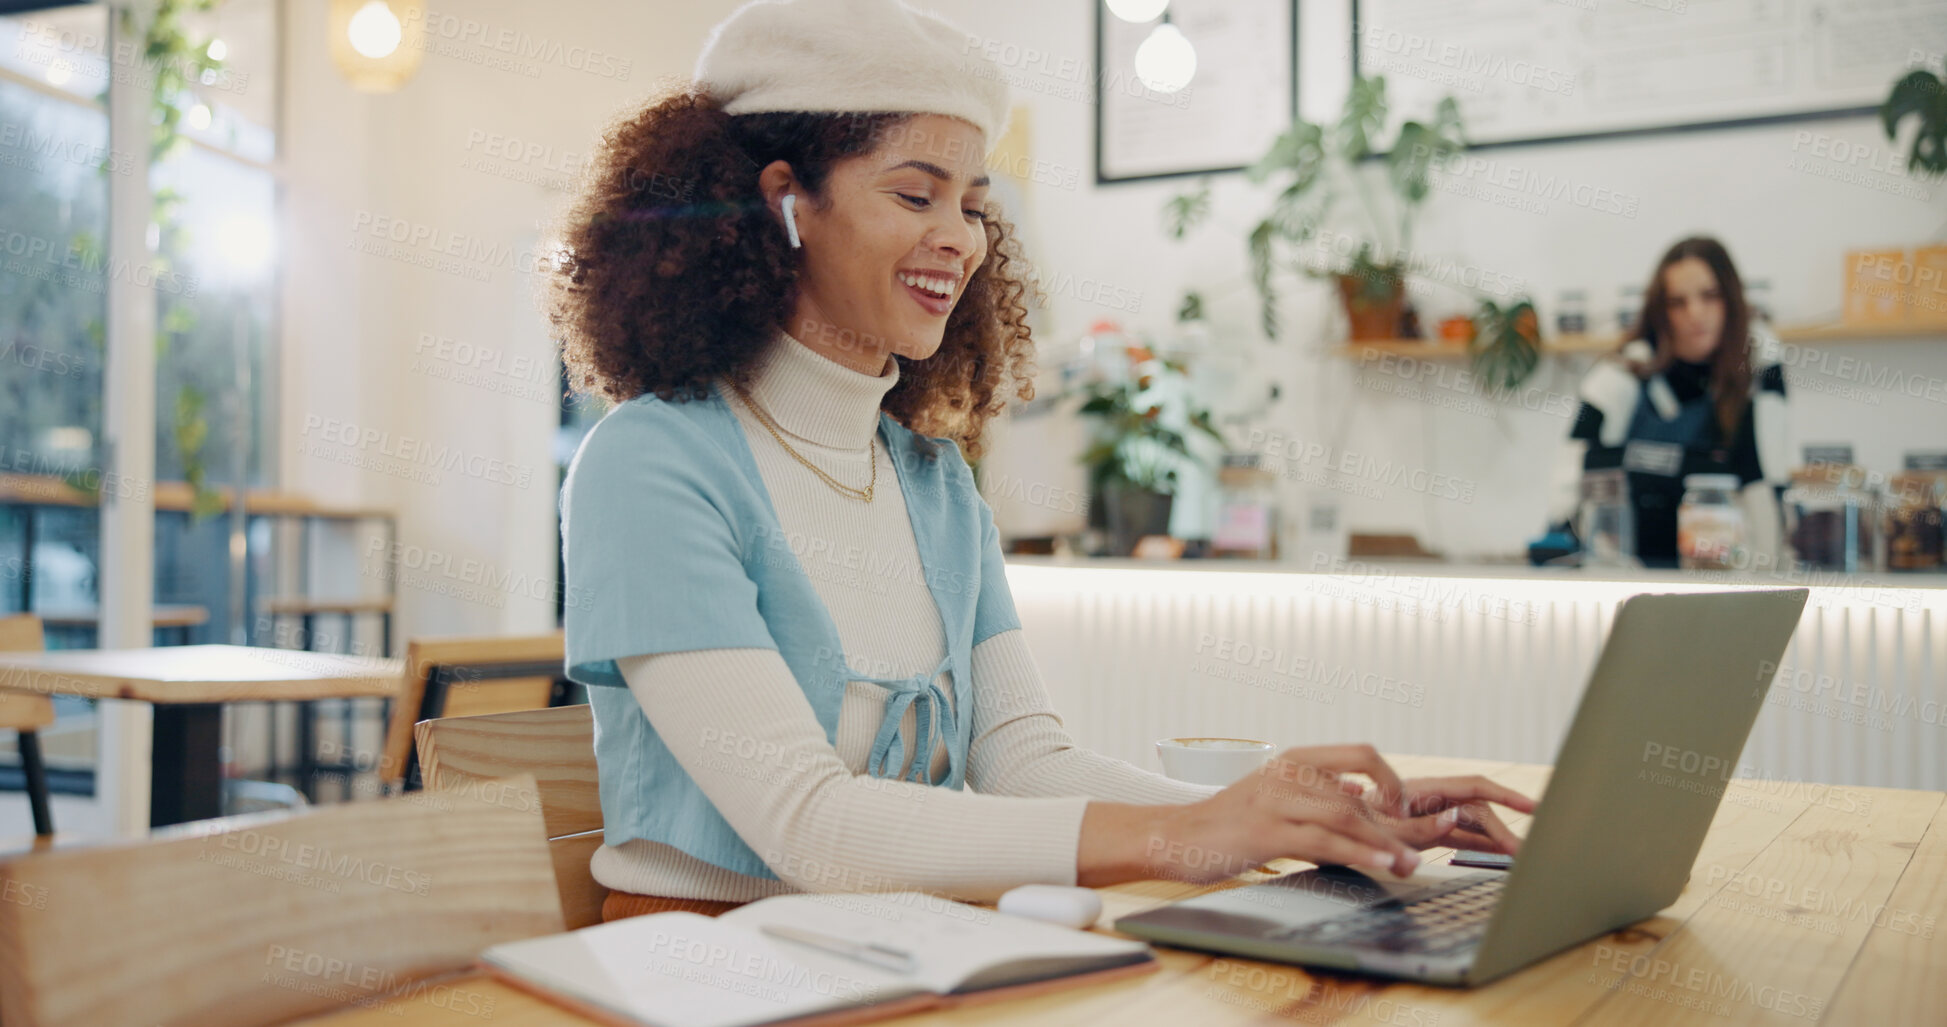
[1130,866,1423,939]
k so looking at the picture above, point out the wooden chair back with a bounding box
[0,773,562,1027]
[416,705,604,928]
[0,614,54,732]
[378,632,565,790]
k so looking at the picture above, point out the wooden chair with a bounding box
[0,615,56,837]
[415,705,605,928]
[375,632,566,794]
[0,772,562,1027]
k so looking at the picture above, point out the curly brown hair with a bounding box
[546,90,1038,461]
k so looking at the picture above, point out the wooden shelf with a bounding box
[0,473,393,519]
[1333,336,1613,360]
[1774,322,1947,343]
[1333,322,1946,359]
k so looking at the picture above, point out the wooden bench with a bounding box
[0,772,562,1027]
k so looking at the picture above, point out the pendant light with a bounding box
[328,0,426,93]
[1106,0,1170,22]
[1134,13,1197,95]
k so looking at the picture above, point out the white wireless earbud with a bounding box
[781,193,802,249]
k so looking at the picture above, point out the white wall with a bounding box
[279,0,735,641]
[276,0,1947,645]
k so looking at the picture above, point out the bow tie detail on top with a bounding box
[849,653,957,785]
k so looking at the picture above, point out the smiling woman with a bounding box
[549,0,1532,922]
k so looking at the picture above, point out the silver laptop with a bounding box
[1114,588,1809,986]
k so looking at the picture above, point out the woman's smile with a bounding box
[896,268,960,317]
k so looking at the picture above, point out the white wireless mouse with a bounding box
[997,884,1103,929]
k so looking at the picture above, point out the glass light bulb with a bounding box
[1134,22,1197,94]
[348,1,403,60]
[1105,0,1170,22]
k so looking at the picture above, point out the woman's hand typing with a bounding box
[1078,745,1537,888]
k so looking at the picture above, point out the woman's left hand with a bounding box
[1338,776,1538,855]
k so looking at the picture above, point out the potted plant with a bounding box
[1074,347,1226,557]
[1468,298,1542,391]
[1166,76,1466,343]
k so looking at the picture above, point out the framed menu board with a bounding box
[1353,0,1947,150]
[1095,0,1299,183]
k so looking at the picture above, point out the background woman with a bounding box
[552,0,1532,921]
[1547,236,1790,567]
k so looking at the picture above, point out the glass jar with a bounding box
[1678,473,1745,571]
[1884,472,1946,571]
[1211,455,1277,559]
[1557,289,1589,336]
[1617,285,1645,335]
[1577,467,1636,567]
[1784,465,1879,573]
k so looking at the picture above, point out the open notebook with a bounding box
[480,890,1156,1027]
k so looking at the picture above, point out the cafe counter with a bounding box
[999,555,1947,792]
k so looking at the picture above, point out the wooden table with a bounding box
[289,754,1945,1026]
[0,645,402,826]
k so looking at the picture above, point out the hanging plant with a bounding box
[117,0,229,519]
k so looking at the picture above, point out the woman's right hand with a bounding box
[1079,745,1424,887]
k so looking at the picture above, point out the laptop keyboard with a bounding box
[1265,872,1504,955]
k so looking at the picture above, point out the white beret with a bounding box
[694,0,1012,152]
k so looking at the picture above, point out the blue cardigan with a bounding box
[559,380,1021,879]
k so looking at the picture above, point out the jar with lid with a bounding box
[1884,471,1946,571]
[1617,285,1645,336]
[1557,289,1589,337]
[1784,464,1880,573]
[1211,454,1278,559]
[1677,473,1745,571]
[1576,467,1636,567]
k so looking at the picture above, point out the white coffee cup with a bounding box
[1156,737,1276,786]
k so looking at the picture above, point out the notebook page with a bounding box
[723,892,1151,995]
[483,911,923,1027]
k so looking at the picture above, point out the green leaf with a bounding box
[1177,291,1204,322]
[1336,76,1388,161]
[1882,66,1947,176]
[1250,120,1326,188]
[1248,220,1279,340]
[1387,116,1464,206]
[1163,182,1213,239]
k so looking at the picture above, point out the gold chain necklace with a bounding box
[729,381,875,502]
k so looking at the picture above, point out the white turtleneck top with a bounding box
[590,332,1220,903]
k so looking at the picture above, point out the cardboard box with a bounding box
[1910,245,1947,325]
[1843,249,1911,324]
